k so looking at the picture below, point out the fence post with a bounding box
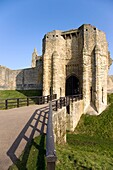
[60,98,62,109]
[46,102,57,170]
[27,97,29,106]
[17,98,19,108]
[63,97,66,106]
[5,99,8,109]
[43,96,45,104]
[47,95,49,103]
[38,97,41,104]
[55,100,58,111]
[55,94,57,99]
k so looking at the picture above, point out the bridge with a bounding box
[0,94,83,170]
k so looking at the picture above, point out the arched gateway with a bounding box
[66,75,80,96]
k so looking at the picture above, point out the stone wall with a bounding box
[0,66,15,90]
[53,107,66,144]
[0,64,42,90]
[67,100,84,131]
[52,100,84,144]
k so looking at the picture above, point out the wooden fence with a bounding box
[0,94,57,110]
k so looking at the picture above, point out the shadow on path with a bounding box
[7,106,49,170]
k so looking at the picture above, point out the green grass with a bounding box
[0,90,42,109]
[75,95,113,139]
[56,134,113,170]
[0,90,42,99]
[9,134,113,170]
[9,134,46,170]
[9,94,113,169]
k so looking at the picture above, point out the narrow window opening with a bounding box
[102,87,104,103]
[90,87,92,102]
[56,35,58,37]
[94,28,96,30]
[60,87,62,97]
[50,87,52,96]
[86,29,88,31]
[67,105,70,114]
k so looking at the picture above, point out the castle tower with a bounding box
[81,24,109,114]
[42,30,65,98]
[42,24,110,114]
[31,48,38,68]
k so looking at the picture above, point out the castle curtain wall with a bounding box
[0,66,42,90]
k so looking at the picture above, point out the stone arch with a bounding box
[65,74,80,96]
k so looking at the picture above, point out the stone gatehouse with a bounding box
[42,24,111,114]
[0,24,112,114]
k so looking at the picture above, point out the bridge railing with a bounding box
[52,94,83,111]
[0,94,57,110]
[46,102,57,170]
[46,94,82,169]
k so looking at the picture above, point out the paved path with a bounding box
[0,104,49,170]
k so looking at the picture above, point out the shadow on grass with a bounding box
[16,90,42,97]
[9,134,46,170]
[17,90,43,105]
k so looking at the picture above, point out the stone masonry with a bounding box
[0,64,42,90]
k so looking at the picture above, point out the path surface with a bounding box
[0,104,49,170]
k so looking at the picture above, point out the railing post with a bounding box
[27,97,29,106]
[46,102,57,170]
[55,100,58,111]
[5,99,8,109]
[60,98,62,109]
[43,96,45,104]
[39,97,41,104]
[17,98,19,108]
[55,94,57,99]
[47,95,49,103]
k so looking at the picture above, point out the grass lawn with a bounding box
[0,90,42,109]
[9,94,113,169]
[0,90,42,99]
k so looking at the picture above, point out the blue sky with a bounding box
[0,0,113,74]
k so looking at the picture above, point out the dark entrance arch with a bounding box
[66,75,80,96]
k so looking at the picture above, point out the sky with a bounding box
[0,0,113,74]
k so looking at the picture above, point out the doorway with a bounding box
[66,75,80,96]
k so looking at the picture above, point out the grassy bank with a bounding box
[56,134,113,169]
[0,90,42,109]
[0,90,42,99]
[75,94,113,139]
